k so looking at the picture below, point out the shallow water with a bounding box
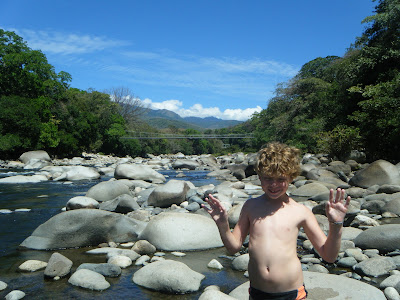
[0,169,248,299]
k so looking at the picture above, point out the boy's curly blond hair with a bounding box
[255,142,301,180]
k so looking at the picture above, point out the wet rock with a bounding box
[77,263,122,277]
[107,255,132,268]
[18,260,47,272]
[208,259,224,270]
[232,254,249,271]
[5,290,25,300]
[44,252,72,278]
[131,240,156,255]
[68,269,110,291]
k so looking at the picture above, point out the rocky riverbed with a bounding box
[0,150,400,299]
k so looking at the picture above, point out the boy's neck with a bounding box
[263,193,290,204]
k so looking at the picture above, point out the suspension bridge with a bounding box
[121,132,255,140]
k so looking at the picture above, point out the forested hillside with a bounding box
[242,0,400,162]
[1,0,399,160]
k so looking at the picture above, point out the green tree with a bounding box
[0,29,71,99]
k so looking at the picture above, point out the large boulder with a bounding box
[381,198,400,215]
[354,224,400,253]
[228,202,244,228]
[0,174,48,183]
[99,194,140,213]
[42,166,100,181]
[114,164,166,183]
[172,159,200,170]
[139,212,223,251]
[147,179,190,208]
[132,260,205,294]
[226,164,247,180]
[291,182,329,198]
[353,257,397,277]
[19,150,51,164]
[20,209,147,250]
[86,180,131,202]
[349,160,400,188]
[66,196,99,210]
[229,271,386,300]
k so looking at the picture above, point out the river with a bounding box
[0,169,248,299]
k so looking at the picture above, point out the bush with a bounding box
[317,125,361,160]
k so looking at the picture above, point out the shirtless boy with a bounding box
[203,142,350,300]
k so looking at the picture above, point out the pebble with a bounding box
[207,259,223,270]
[5,290,25,300]
[0,280,7,291]
[107,255,132,268]
[135,255,150,266]
[384,287,400,300]
[171,251,186,257]
[18,260,47,272]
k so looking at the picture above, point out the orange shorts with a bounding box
[249,285,307,300]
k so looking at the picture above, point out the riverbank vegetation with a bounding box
[1,0,399,161]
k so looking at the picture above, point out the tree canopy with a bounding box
[247,0,400,162]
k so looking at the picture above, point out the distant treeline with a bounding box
[1,0,399,161]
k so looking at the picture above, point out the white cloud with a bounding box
[142,99,182,111]
[4,27,128,54]
[142,99,262,121]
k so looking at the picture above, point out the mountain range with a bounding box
[140,108,243,130]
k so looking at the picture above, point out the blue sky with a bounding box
[1,0,376,121]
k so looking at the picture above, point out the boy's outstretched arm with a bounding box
[303,188,351,263]
[202,194,249,255]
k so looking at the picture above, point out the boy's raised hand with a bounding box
[326,188,351,224]
[202,194,228,225]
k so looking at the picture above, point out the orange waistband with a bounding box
[296,285,307,300]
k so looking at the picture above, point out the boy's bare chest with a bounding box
[249,204,301,238]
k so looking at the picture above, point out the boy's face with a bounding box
[259,174,291,201]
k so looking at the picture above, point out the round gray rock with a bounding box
[132,260,205,294]
[354,224,400,253]
[66,196,99,210]
[139,212,223,251]
[44,252,72,278]
[114,164,166,183]
[68,269,110,291]
[19,150,51,164]
[349,160,400,188]
[85,180,131,202]
[148,179,190,208]
[20,209,146,250]
[77,263,122,277]
[5,290,26,300]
